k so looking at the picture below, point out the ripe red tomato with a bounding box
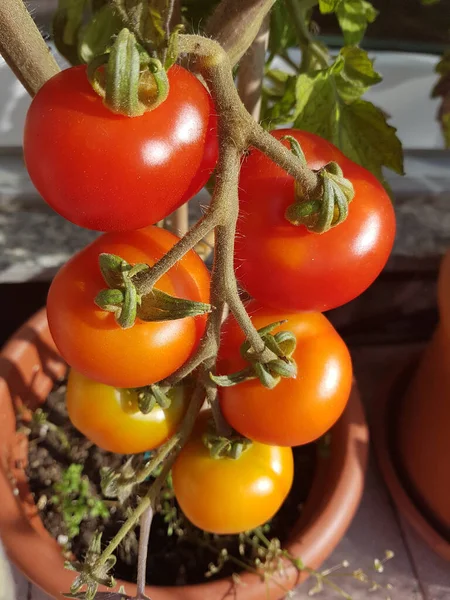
[235,129,396,312]
[172,411,294,534]
[47,226,210,388]
[66,370,188,454]
[218,303,352,447]
[24,65,218,232]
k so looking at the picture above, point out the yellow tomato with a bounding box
[172,411,294,534]
[66,370,187,454]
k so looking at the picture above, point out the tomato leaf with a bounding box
[318,0,342,13]
[268,0,297,58]
[78,5,123,63]
[53,0,88,65]
[336,0,378,46]
[432,51,450,148]
[114,0,171,54]
[262,70,297,127]
[293,47,403,180]
[335,46,382,102]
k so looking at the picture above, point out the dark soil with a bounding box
[23,377,317,587]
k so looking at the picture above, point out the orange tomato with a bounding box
[218,303,352,446]
[172,411,294,534]
[47,226,210,388]
[66,370,188,454]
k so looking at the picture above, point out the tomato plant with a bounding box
[47,226,210,388]
[66,370,188,454]
[218,303,353,447]
[235,129,396,312]
[24,65,218,232]
[172,411,294,534]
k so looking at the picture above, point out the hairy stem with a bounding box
[135,208,219,294]
[0,0,60,96]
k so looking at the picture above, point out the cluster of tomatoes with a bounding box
[24,63,395,536]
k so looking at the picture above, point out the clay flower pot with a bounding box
[0,309,369,599]
[374,250,450,561]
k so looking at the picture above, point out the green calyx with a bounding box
[135,383,172,414]
[94,253,211,329]
[87,28,170,117]
[202,431,252,460]
[282,137,355,234]
[211,321,297,390]
[286,161,355,234]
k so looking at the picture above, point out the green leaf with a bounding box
[432,52,450,148]
[294,49,404,180]
[262,70,297,127]
[336,46,382,102]
[78,5,123,63]
[319,0,342,13]
[114,0,171,54]
[336,0,378,46]
[338,100,404,180]
[53,0,87,65]
[268,0,297,58]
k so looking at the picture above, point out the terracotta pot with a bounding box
[0,309,369,599]
[373,249,450,561]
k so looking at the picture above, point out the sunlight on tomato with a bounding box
[47,226,210,388]
[218,303,352,447]
[172,411,294,534]
[66,370,188,454]
[24,65,218,231]
[235,129,395,312]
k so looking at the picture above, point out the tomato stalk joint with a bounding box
[66,532,117,597]
[211,321,297,389]
[135,383,172,414]
[95,253,212,329]
[286,161,355,234]
[87,28,170,117]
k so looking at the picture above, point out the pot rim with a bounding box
[372,354,450,562]
[0,308,369,599]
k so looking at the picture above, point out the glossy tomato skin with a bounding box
[47,226,210,388]
[218,303,352,447]
[24,65,218,232]
[235,129,396,312]
[66,370,188,454]
[172,411,294,534]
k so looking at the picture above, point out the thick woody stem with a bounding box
[0,0,60,96]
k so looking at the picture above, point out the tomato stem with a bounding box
[0,0,60,96]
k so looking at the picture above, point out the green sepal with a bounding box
[137,288,211,322]
[286,161,355,234]
[136,383,172,414]
[280,135,307,165]
[202,431,252,460]
[99,253,126,288]
[210,367,254,387]
[78,4,123,64]
[94,288,124,313]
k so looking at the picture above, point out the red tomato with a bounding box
[66,370,188,454]
[218,303,352,447]
[235,129,396,312]
[47,226,210,388]
[172,410,294,534]
[24,65,218,232]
